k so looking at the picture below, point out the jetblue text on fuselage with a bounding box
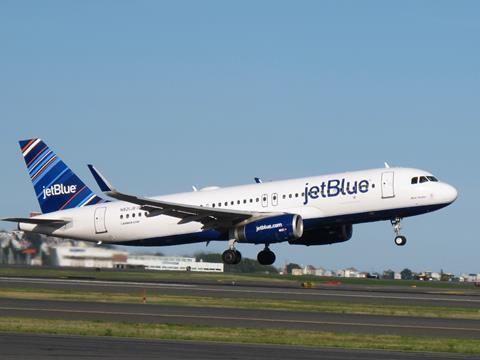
[304,178,370,205]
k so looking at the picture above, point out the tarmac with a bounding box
[0,333,477,360]
[0,276,479,359]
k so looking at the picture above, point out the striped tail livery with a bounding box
[19,138,104,214]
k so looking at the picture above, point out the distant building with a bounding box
[53,246,223,272]
[127,254,223,272]
[430,272,442,281]
[303,265,316,276]
[54,246,128,268]
[291,268,303,276]
[460,273,479,282]
[314,267,332,277]
[343,267,359,278]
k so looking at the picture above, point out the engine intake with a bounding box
[234,214,303,244]
[289,224,353,246]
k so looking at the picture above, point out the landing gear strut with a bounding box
[257,247,276,266]
[391,217,407,246]
[222,239,242,265]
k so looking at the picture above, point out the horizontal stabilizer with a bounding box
[2,217,69,225]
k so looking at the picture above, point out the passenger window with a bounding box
[256,198,259,202]
[237,200,241,205]
[231,201,234,205]
[120,215,123,219]
[411,177,418,184]
[212,204,215,208]
[138,212,142,217]
[225,202,228,206]
[250,199,253,203]
[243,199,247,204]
[289,194,292,198]
[126,214,129,219]
[218,202,221,207]
[282,194,286,199]
[295,193,298,198]
[419,176,428,183]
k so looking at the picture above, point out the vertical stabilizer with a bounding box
[19,138,104,213]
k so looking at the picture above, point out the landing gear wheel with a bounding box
[257,249,276,266]
[394,235,407,246]
[391,217,407,247]
[222,249,242,265]
[233,250,242,264]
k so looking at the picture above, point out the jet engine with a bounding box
[289,224,353,246]
[233,214,303,244]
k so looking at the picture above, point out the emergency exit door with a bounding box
[94,207,108,234]
[381,171,395,199]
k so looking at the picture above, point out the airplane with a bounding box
[2,138,458,265]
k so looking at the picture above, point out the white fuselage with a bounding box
[18,167,458,246]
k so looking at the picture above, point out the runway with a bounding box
[0,333,477,360]
[0,297,479,339]
[1,276,479,308]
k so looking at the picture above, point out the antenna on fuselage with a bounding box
[384,162,391,169]
[254,177,263,184]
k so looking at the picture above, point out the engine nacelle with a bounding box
[234,214,304,244]
[289,224,353,246]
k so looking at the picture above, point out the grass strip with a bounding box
[1,287,479,320]
[0,317,479,354]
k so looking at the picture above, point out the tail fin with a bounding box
[19,138,104,214]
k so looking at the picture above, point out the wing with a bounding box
[87,165,278,230]
[2,217,70,225]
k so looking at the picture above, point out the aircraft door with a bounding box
[94,207,108,234]
[381,172,395,199]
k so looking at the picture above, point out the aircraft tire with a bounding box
[257,249,276,265]
[394,235,407,246]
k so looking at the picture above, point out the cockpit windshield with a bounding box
[411,175,439,184]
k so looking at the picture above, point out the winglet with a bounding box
[254,177,263,184]
[87,165,115,193]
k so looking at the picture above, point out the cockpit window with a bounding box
[411,177,418,184]
[427,176,438,182]
[419,176,428,183]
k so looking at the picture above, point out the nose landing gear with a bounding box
[257,247,276,265]
[391,217,407,246]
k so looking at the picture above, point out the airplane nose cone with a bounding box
[443,184,458,204]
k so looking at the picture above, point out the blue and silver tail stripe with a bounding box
[29,149,55,176]
[19,138,105,214]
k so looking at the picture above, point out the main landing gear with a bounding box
[257,246,276,266]
[221,241,277,266]
[222,239,242,265]
[391,217,407,246]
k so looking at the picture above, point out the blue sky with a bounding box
[1,1,478,273]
